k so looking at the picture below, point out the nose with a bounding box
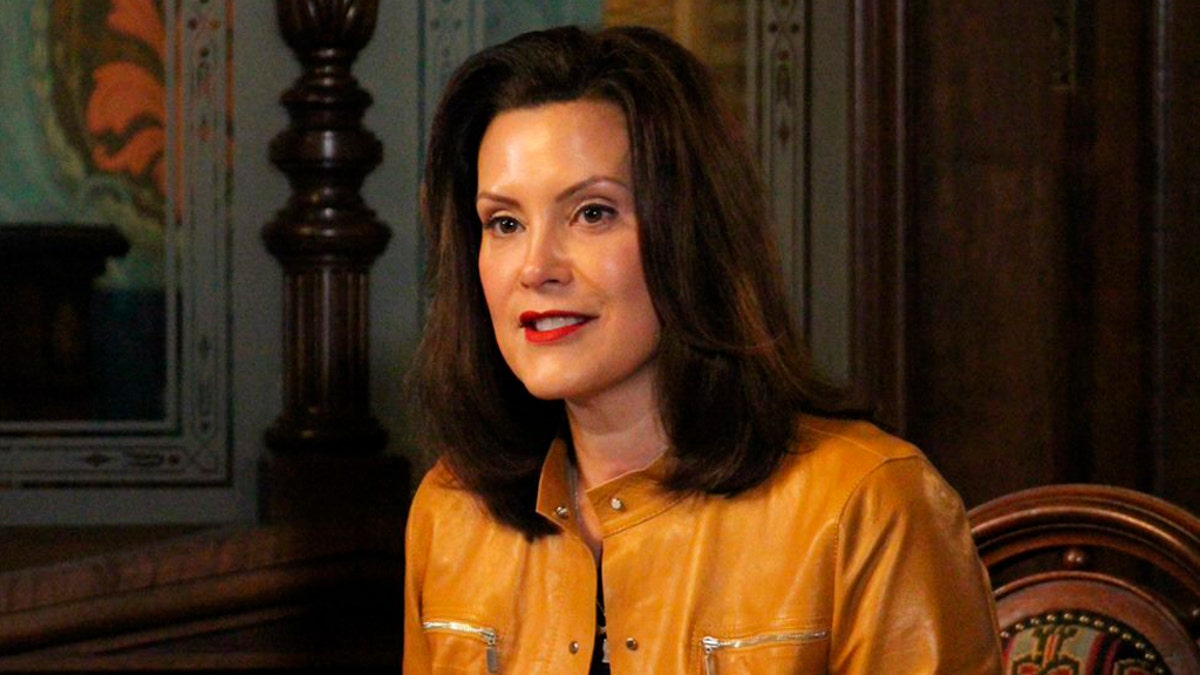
[519,223,572,288]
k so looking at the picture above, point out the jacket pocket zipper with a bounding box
[701,629,829,675]
[423,620,500,674]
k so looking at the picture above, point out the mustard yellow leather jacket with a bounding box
[404,416,1003,674]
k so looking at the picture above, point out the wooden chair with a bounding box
[970,484,1200,675]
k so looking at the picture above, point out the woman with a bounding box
[406,25,1001,674]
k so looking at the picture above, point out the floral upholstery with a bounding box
[1001,610,1170,675]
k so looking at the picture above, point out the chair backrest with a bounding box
[970,484,1200,675]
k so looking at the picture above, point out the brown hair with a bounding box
[413,25,844,537]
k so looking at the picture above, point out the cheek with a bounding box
[613,244,651,301]
[592,236,642,285]
[477,255,508,324]
[602,243,659,332]
[628,278,660,338]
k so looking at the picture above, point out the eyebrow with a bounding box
[476,176,632,207]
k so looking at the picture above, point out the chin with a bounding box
[515,372,589,402]
[520,381,576,401]
[509,362,578,401]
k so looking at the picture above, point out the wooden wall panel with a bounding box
[906,2,1075,504]
[1156,0,1200,512]
[849,0,907,431]
[854,0,1199,512]
[1085,2,1152,491]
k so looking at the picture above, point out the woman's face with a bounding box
[476,99,660,407]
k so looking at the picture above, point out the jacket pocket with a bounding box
[422,619,501,674]
[700,628,829,675]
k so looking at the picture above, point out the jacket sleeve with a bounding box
[403,474,435,675]
[829,455,1003,675]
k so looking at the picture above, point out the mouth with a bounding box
[519,311,593,343]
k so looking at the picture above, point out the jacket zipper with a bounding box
[423,620,500,673]
[701,629,829,675]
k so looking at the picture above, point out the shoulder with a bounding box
[789,420,1001,671]
[406,461,494,551]
[410,460,468,514]
[788,414,927,489]
[779,415,966,524]
[794,415,920,464]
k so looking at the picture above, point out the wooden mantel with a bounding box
[0,523,403,672]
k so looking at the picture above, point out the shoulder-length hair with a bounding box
[413,25,844,537]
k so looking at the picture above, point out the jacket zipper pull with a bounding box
[700,629,828,675]
[702,636,720,675]
[485,631,499,674]
[421,621,500,674]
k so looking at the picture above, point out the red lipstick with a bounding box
[519,311,592,343]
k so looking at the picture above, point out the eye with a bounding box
[484,215,522,235]
[577,203,615,225]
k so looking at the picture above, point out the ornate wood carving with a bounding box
[970,484,1200,671]
[264,0,390,455]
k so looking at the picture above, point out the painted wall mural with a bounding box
[2,0,165,287]
[0,0,233,502]
[1,0,168,429]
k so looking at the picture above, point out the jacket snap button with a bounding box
[554,505,570,519]
[610,497,625,511]
[625,637,638,650]
[569,641,580,654]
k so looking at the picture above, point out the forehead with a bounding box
[477,100,631,181]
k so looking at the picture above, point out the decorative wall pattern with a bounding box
[421,0,486,140]
[749,0,809,312]
[6,0,167,287]
[747,0,851,383]
[419,0,602,144]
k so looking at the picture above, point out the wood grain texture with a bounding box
[0,523,403,671]
[852,0,1200,512]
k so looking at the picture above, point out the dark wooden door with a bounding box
[853,0,1200,512]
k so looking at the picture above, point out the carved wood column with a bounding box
[264,0,389,455]
[262,0,407,522]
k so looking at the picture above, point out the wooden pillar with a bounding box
[261,0,407,522]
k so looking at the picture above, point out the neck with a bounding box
[566,390,669,491]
